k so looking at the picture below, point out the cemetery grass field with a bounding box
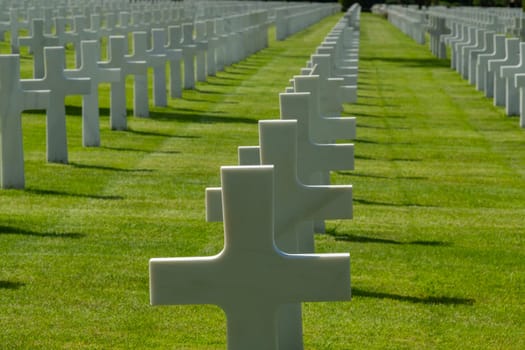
[1,12,524,349]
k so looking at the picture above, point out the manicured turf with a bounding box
[1,12,524,349]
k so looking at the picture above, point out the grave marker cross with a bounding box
[126,31,167,117]
[279,92,354,186]
[0,55,49,189]
[206,120,353,349]
[293,75,356,144]
[21,47,91,164]
[148,28,181,107]
[98,35,147,130]
[166,25,184,99]
[205,20,217,76]
[195,21,208,82]
[62,16,99,68]
[150,165,350,350]
[181,23,197,89]
[65,40,121,147]
[18,19,59,79]
[207,120,353,253]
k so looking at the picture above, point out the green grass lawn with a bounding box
[1,12,524,349]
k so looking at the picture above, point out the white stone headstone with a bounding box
[166,25,184,99]
[467,30,492,86]
[65,40,121,147]
[9,8,26,54]
[474,31,496,92]
[150,165,350,350]
[514,73,525,128]
[500,42,525,116]
[215,18,228,71]
[207,120,353,250]
[450,25,471,71]
[0,55,49,189]
[18,19,59,79]
[21,47,91,164]
[477,34,506,98]
[459,27,482,79]
[195,21,208,82]
[310,55,345,115]
[205,120,353,349]
[293,75,356,144]
[63,16,99,68]
[279,92,354,186]
[181,23,197,89]
[149,28,179,107]
[488,38,519,108]
[447,24,469,70]
[126,31,156,118]
[98,35,147,130]
[206,20,218,77]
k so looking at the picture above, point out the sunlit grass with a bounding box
[1,12,524,349]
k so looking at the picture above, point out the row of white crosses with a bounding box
[387,6,426,45]
[274,2,340,41]
[386,5,525,129]
[388,5,525,54]
[389,5,521,45]
[0,3,290,189]
[1,0,338,53]
[439,19,525,128]
[294,4,360,232]
[0,0,343,189]
[426,6,516,35]
[149,6,362,349]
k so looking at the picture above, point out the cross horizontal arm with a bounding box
[22,90,50,110]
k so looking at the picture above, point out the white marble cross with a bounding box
[9,8,26,54]
[195,21,208,82]
[207,120,353,348]
[466,30,490,86]
[124,31,166,116]
[181,23,197,89]
[18,19,59,79]
[500,42,525,117]
[0,55,49,189]
[310,54,347,113]
[293,74,356,144]
[149,28,181,107]
[280,92,354,186]
[124,31,160,118]
[478,34,506,98]
[214,19,228,72]
[21,47,91,164]
[313,49,357,104]
[65,40,121,147]
[474,31,496,92]
[207,120,353,252]
[488,38,519,107]
[225,19,242,65]
[166,25,184,99]
[54,17,71,47]
[514,74,525,128]
[98,35,147,130]
[62,16,99,68]
[292,74,355,233]
[206,20,218,77]
[150,165,350,350]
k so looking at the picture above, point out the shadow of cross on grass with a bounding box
[24,188,123,201]
[0,225,85,239]
[0,281,25,290]
[352,288,475,306]
[358,55,451,68]
[325,228,450,247]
